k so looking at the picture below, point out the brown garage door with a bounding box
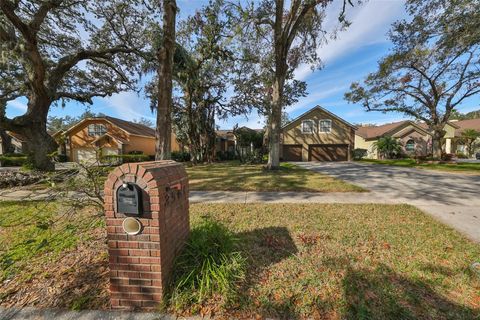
[309,144,349,161]
[282,144,302,161]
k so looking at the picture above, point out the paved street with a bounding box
[294,161,480,242]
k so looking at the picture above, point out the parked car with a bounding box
[476,152,480,160]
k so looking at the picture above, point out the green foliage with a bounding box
[373,137,402,159]
[167,218,246,311]
[100,154,150,165]
[353,148,368,160]
[0,202,84,282]
[171,151,191,162]
[0,154,27,167]
[233,126,265,164]
[450,109,480,120]
[460,129,480,157]
[456,152,468,159]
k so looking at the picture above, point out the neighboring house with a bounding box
[54,116,181,163]
[216,130,236,154]
[0,131,27,155]
[281,106,357,161]
[450,119,480,155]
[355,120,459,159]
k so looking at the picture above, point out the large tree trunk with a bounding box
[267,66,286,170]
[432,128,445,159]
[155,0,177,161]
[23,122,57,171]
[1,97,57,171]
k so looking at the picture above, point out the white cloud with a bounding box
[7,99,27,112]
[295,0,405,80]
[101,92,155,122]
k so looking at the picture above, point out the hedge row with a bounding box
[0,155,27,167]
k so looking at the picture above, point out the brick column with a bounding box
[104,161,189,310]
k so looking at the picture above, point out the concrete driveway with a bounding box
[295,161,480,242]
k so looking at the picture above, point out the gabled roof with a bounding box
[92,133,129,145]
[282,105,357,130]
[356,120,431,140]
[6,131,27,142]
[60,116,155,138]
[104,116,155,137]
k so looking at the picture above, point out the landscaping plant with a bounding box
[167,218,246,312]
[372,136,402,159]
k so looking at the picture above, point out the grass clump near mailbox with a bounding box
[167,218,246,312]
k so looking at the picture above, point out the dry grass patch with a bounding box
[1,202,479,319]
[186,161,365,192]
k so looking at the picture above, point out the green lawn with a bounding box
[1,201,479,318]
[186,161,365,192]
[360,158,480,175]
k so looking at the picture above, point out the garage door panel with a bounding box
[309,144,348,162]
[283,145,302,161]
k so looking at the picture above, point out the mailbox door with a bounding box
[116,183,142,215]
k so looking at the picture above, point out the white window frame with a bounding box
[319,119,332,133]
[301,120,315,134]
[88,124,107,137]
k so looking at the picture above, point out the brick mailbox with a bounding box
[104,161,189,310]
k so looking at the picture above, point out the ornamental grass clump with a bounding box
[167,218,246,312]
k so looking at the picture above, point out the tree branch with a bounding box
[29,0,63,33]
[48,46,137,89]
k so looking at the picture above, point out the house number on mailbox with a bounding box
[116,182,143,215]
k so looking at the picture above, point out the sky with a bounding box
[5,0,480,129]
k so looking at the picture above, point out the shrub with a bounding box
[167,218,246,312]
[0,154,27,167]
[373,136,402,159]
[353,148,368,160]
[100,154,149,165]
[456,152,468,159]
[441,153,455,161]
[216,151,236,161]
[171,151,191,162]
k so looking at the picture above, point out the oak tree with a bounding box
[230,0,354,169]
[345,0,480,158]
[0,0,155,170]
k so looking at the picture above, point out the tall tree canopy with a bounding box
[345,0,480,158]
[230,0,354,169]
[0,0,156,170]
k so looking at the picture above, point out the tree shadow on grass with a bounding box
[235,226,299,319]
[342,263,478,320]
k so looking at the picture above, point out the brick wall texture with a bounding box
[104,160,190,310]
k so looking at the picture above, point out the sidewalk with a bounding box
[0,307,192,320]
[1,189,478,242]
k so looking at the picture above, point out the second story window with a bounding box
[88,124,107,137]
[319,119,332,133]
[302,120,315,134]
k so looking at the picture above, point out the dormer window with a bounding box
[302,120,315,134]
[88,124,107,137]
[319,119,332,133]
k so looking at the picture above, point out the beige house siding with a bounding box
[354,135,377,159]
[282,107,355,161]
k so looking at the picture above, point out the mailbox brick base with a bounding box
[104,161,189,310]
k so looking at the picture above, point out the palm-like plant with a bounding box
[373,136,402,159]
[461,129,480,157]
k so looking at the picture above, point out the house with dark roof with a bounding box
[53,116,182,163]
[355,120,459,159]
